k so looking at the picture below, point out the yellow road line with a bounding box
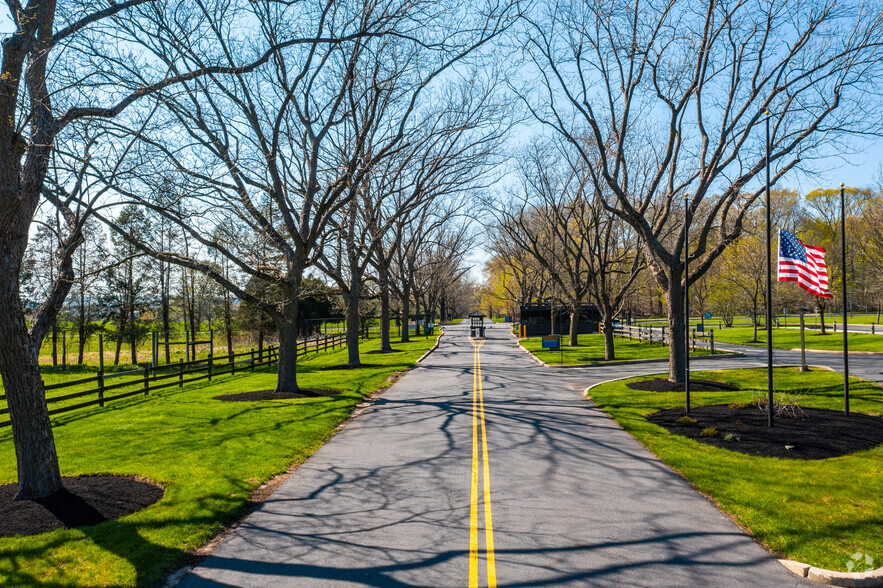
[477,339,497,587]
[469,339,479,586]
[468,338,495,587]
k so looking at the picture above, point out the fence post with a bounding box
[873,323,876,335]
[208,351,213,382]
[231,349,236,375]
[691,328,695,352]
[833,321,837,333]
[143,365,149,395]
[210,329,214,361]
[185,328,191,362]
[251,348,255,371]
[710,330,714,355]
[178,359,183,388]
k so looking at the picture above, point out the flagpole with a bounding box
[765,111,774,428]
[840,183,850,416]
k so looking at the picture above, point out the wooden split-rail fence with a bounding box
[0,332,348,428]
[613,324,716,354]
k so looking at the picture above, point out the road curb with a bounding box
[516,342,742,368]
[416,331,444,363]
[779,559,883,587]
[785,348,883,356]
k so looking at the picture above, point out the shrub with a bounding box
[723,433,738,442]
[700,426,718,437]
[677,415,697,425]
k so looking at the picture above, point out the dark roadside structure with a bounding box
[519,303,601,338]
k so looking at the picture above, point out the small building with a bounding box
[519,303,601,337]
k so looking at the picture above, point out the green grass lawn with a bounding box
[0,335,437,586]
[520,333,717,365]
[713,326,883,352]
[587,367,883,571]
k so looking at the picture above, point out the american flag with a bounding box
[777,229,833,298]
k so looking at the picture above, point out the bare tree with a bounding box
[0,0,400,499]
[521,0,883,381]
[94,0,515,385]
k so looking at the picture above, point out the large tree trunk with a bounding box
[0,261,63,500]
[602,315,615,361]
[568,305,579,347]
[378,264,392,352]
[274,316,300,394]
[344,284,362,367]
[400,282,411,343]
[666,279,686,383]
[818,300,827,335]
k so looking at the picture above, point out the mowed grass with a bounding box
[520,333,716,365]
[587,367,883,571]
[0,334,438,586]
[713,326,883,352]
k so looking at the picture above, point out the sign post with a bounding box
[542,335,562,365]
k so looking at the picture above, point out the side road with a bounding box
[178,322,812,587]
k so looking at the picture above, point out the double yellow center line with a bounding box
[469,338,496,587]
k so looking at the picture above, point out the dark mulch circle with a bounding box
[0,475,164,538]
[365,349,404,354]
[319,363,382,371]
[214,388,341,401]
[627,378,741,392]
[647,404,883,459]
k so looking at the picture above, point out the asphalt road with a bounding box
[178,322,820,587]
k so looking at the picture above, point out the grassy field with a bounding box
[0,334,438,586]
[587,367,883,571]
[520,333,716,365]
[712,326,883,352]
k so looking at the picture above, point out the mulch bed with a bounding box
[319,363,382,371]
[647,404,883,459]
[214,388,341,401]
[0,475,164,538]
[628,378,741,392]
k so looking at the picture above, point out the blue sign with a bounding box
[703,312,712,319]
[541,335,561,350]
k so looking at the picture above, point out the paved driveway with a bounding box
[179,322,815,587]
